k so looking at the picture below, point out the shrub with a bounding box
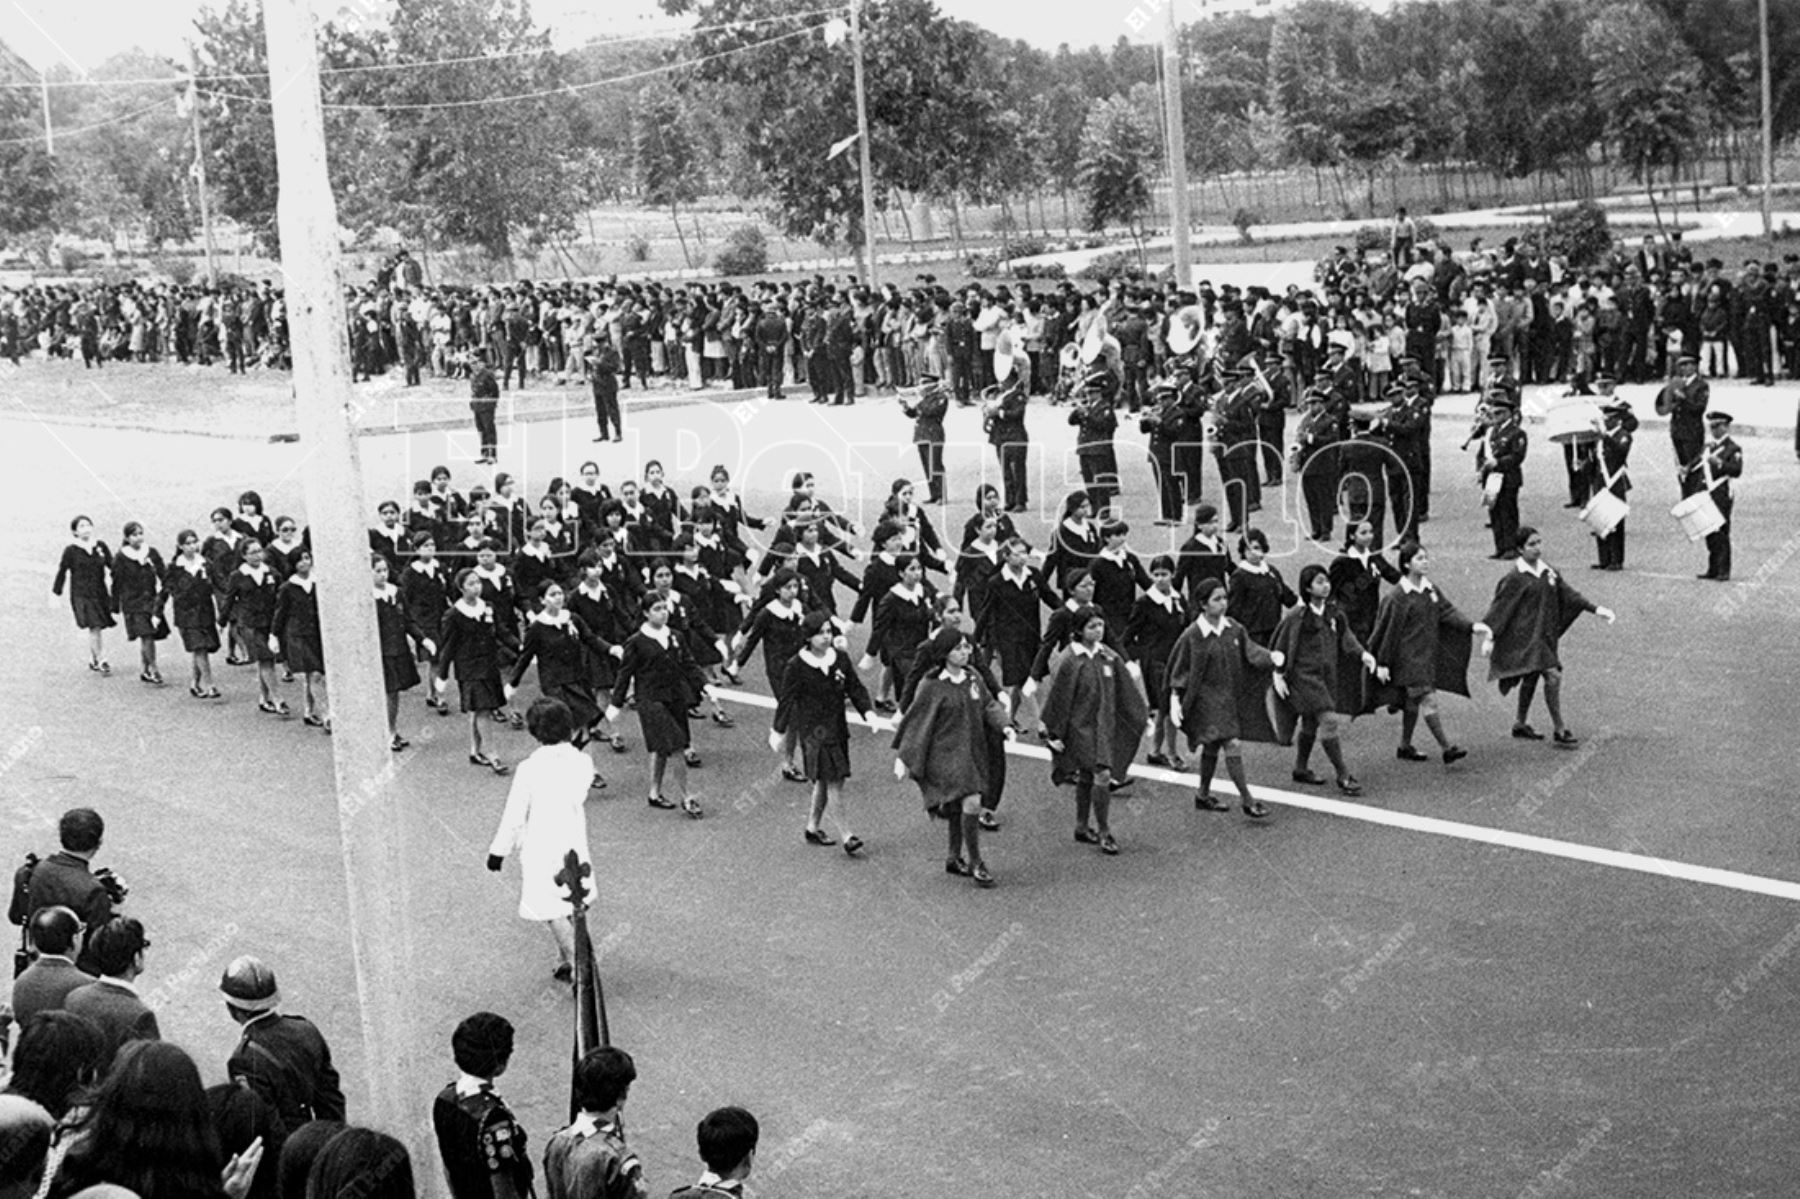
[1006,235,1049,260]
[712,225,768,276]
[152,253,197,285]
[1231,207,1263,243]
[1076,249,1143,282]
[1544,201,1612,268]
[963,250,1002,277]
[1011,261,1066,281]
[625,234,650,263]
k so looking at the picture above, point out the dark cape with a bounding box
[1164,619,1279,748]
[892,668,1011,812]
[1360,584,1474,714]
[1270,601,1368,741]
[1482,564,1595,693]
[1038,643,1150,783]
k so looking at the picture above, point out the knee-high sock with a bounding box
[1321,736,1349,778]
[1544,673,1566,732]
[1224,752,1253,803]
[1091,786,1113,833]
[1424,713,1451,749]
[947,807,965,861]
[1515,674,1539,724]
[1075,776,1094,828]
[961,813,984,866]
[1294,728,1316,771]
[1401,705,1419,747]
[1198,747,1221,798]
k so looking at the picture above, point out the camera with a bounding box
[94,867,129,906]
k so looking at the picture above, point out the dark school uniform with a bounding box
[637,484,682,556]
[1029,598,1127,683]
[433,1079,534,1199]
[1124,587,1186,710]
[675,562,743,644]
[959,509,1018,553]
[733,598,808,696]
[973,563,1059,687]
[872,582,937,681]
[610,626,707,754]
[435,600,507,712]
[1165,615,1279,747]
[374,583,423,693]
[400,559,451,659]
[509,610,606,728]
[1038,640,1151,783]
[221,564,281,663]
[1270,600,1368,721]
[469,564,522,669]
[788,543,861,617]
[1362,577,1476,712]
[264,537,308,583]
[272,576,325,674]
[1328,549,1400,645]
[110,547,167,641]
[1225,562,1298,646]
[1088,548,1152,634]
[567,580,630,693]
[1043,518,1103,597]
[368,523,409,575]
[510,543,557,613]
[53,540,114,630]
[232,513,275,547]
[1173,534,1233,610]
[592,549,645,621]
[953,540,1004,618]
[849,553,903,630]
[167,557,221,653]
[774,647,874,783]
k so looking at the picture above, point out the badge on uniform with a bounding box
[1102,665,1113,678]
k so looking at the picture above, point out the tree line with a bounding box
[0,0,1794,269]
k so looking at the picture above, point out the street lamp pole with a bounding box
[1759,0,1774,244]
[849,0,879,287]
[1164,0,1192,288]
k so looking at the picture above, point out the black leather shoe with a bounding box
[804,827,836,846]
[1552,730,1579,748]
[1442,745,1468,765]
[1336,776,1363,796]
[1396,745,1429,762]
[1291,769,1327,785]
[946,856,972,876]
[1074,826,1100,844]
[1194,792,1230,811]
[1512,724,1545,741]
[647,794,677,809]
[971,861,996,887]
[1241,801,1269,819]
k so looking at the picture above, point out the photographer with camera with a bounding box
[8,809,127,976]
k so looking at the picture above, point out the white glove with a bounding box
[604,705,622,724]
[1021,678,1039,700]
[609,645,624,659]
[267,635,280,654]
[767,729,784,754]
[502,683,516,701]
[857,653,878,672]
[1126,661,1143,680]
[1361,652,1378,673]
[893,757,908,780]
[1376,666,1391,683]
[1271,673,1289,700]
[1481,637,1494,658]
[1597,606,1616,624]
[1268,650,1286,670]
[1044,736,1066,753]
[422,639,436,657]
[833,635,850,651]
[1170,696,1183,727]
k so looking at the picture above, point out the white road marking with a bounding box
[713,686,1800,904]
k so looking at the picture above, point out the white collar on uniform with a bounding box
[289,575,316,592]
[1070,640,1099,658]
[534,609,572,628]
[765,598,802,621]
[640,623,671,647]
[517,542,550,561]
[1400,575,1434,595]
[889,582,923,602]
[410,559,439,576]
[1061,517,1092,537]
[1149,588,1179,612]
[1002,565,1031,586]
[474,563,507,582]
[176,556,208,576]
[118,544,150,563]
[454,1072,493,1099]
[1098,546,1129,564]
[239,563,270,583]
[1236,559,1270,575]
[799,646,837,669]
[1515,557,1551,580]
[1193,615,1228,638]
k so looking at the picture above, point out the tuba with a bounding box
[1165,304,1205,357]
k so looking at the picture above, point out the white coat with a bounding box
[488,742,595,921]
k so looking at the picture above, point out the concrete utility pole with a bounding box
[849,0,879,287]
[1164,0,1193,288]
[40,70,52,155]
[261,0,418,1152]
[1759,0,1774,243]
[187,41,217,285]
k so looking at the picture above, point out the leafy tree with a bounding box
[1075,92,1156,252]
[634,82,700,266]
[1585,1,1709,191]
[0,88,60,249]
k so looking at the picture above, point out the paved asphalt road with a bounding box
[1,379,1797,1197]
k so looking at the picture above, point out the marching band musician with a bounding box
[1587,396,1636,571]
[901,372,950,505]
[1070,366,1122,514]
[1255,344,1292,489]
[1386,374,1433,536]
[1691,411,1743,581]
[1657,352,1710,497]
[1338,394,1393,546]
[1291,385,1341,542]
[1213,359,1264,534]
[1481,392,1528,560]
[983,367,1031,514]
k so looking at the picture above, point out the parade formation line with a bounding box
[714,684,1800,906]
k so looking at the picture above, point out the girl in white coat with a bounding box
[486,697,596,983]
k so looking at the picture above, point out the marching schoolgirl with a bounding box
[232,490,275,548]
[511,518,559,617]
[401,532,452,714]
[953,510,1004,618]
[221,539,284,715]
[638,459,682,558]
[958,483,1017,555]
[570,460,613,543]
[1365,542,1488,766]
[785,471,862,558]
[568,549,633,754]
[849,521,909,712]
[1481,527,1615,748]
[1225,528,1297,647]
[368,501,409,576]
[111,522,167,685]
[435,567,512,775]
[506,580,608,791]
[870,554,936,710]
[53,515,114,674]
[487,473,530,551]
[1165,577,1281,819]
[373,554,429,750]
[167,530,221,698]
[1088,519,1151,636]
[200,506,248,663]
[782,508,861,617]
[1042,491,1102,597]
[470,538,525,729]
[645,561,732,758]
[264,517,309,582]
[893,627,1012,887]
[880,480,946,572]
[607,590,711,818]
[1125,554,1187,768]
[1174,504,1233,612]
[1327,519,1400,646]
[773,611,879,855]
[272,550,328,730]
[973,536,1059,725]
[1271,564,1384,796]
[730,568,810,782]
[590,526,646,617]
[898,595,1010,833]
[1038,604,1150,855]
[706,464,766,569]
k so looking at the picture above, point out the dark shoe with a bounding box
[682,799,704,819]
[1098,833,1121,855]
[1336,775,1363,796]
[552,962,573,982]
[1147,752,1172,767]
[842,835,864,857]
[303,714,326,728]
[589,775,608,790]
[1074,826,1100,844]
[647,794,677,810]
[978,812,1000,831]
[189,684,205,698]
[1443,745,1468,765]
[804,827,836,846]
[1108,776,1134,793]
[1512,724,1545,741]
[204,687,222,698]
[873,699,898,715]
[946,856,972,876]
[608,733,627,752]
[683,749,702,768]
[1242,801,1270,819]
[1194,791,1230,811]
[1291,768,1327,786]
[710,709,735,729]
[1552,730,1579,748]
[781,765,807,783]
[390,735,409,751]
[1396,745,1429,762]
[970,861,996,888]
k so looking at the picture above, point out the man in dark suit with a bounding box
[10,808,117,973]
[221,955,347,1127]
[9,907,94,1027]
[1656,353,1710,495]
[62,917,158,1065]
[825,294,856,406]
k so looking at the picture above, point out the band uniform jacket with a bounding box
[228,1011,348,1125]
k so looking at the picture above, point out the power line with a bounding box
[0,97,165,146]
[0,7,845,90]
[200,20,830,113]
